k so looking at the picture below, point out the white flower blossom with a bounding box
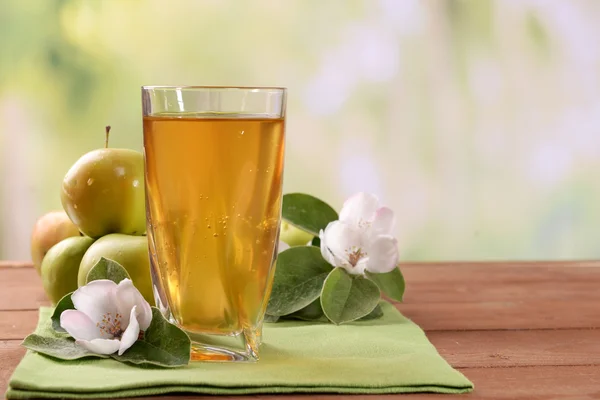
[60,279,152,355]
[320,192,399,275]
[278,240,290,253]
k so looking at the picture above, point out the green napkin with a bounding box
[7,303,473,398]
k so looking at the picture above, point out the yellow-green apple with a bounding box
[78,233,153,303]
[41,236,95,304]
[60,126,146,238]
[280,220,314,246]
[31,210,81,274]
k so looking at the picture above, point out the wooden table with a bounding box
[1,261,599,399]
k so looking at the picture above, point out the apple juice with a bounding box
[143,114,284,340]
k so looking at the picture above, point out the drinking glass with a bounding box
[142,86,286,361]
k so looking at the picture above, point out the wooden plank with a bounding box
[0,268,49,311]
[0,311,38,340]
[426,329,600,367]
[0,340,25,397]
[403,263,600,303]
[4,295,600,337]
[400,260,600,269]
[449,365,600,399]
[11,263,592,331]
[407,279,600,303]
[0,261,32,268]
[403,262,600,281]
[3,263,600,311]
[401,299,600,331]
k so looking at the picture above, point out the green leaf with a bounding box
[113,307,190,367]
[22,334,108,361]
[358,303,384,321]
[27,307,189,367]
[50,293,75,333]
[311,236,321,247]
[320,268,381,325]
[366,268,406,302]
[264,314,280,323]
[284,299,383,323]
[267,246,333,316]
[286,298,328,322]
[282,193,338,236]
[86,257,131,284]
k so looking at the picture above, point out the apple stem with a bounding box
[105,126,111,148]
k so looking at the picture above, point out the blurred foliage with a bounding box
[2,0,600,261]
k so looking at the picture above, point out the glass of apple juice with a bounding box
[141,86,286,362]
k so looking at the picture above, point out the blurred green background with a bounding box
[2,0,600,261]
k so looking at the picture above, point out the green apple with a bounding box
[31,210,81,274]
[78,233,153,303]
[280,220,314,246]
[41,236,95,305]
[60,126,146,238]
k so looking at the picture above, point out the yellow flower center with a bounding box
[97,312,124,339]
[346,247,366,267]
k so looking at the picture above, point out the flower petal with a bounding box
[366,235,400,273]
[153,285,169,315]
[60,310,102,341]
[321,221,366,273]
[71,280,118,323]
[353,257,368,275]
[370,207,395,236]
[76,338,121,355]
[118,306,140,355]
[278,240,290,253]
[319,228,337,266]
[115,279,152,331]
[339,192,380,227]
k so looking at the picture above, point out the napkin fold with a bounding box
[7,303,473,398]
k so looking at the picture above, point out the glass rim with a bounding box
[142,85,286,92]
